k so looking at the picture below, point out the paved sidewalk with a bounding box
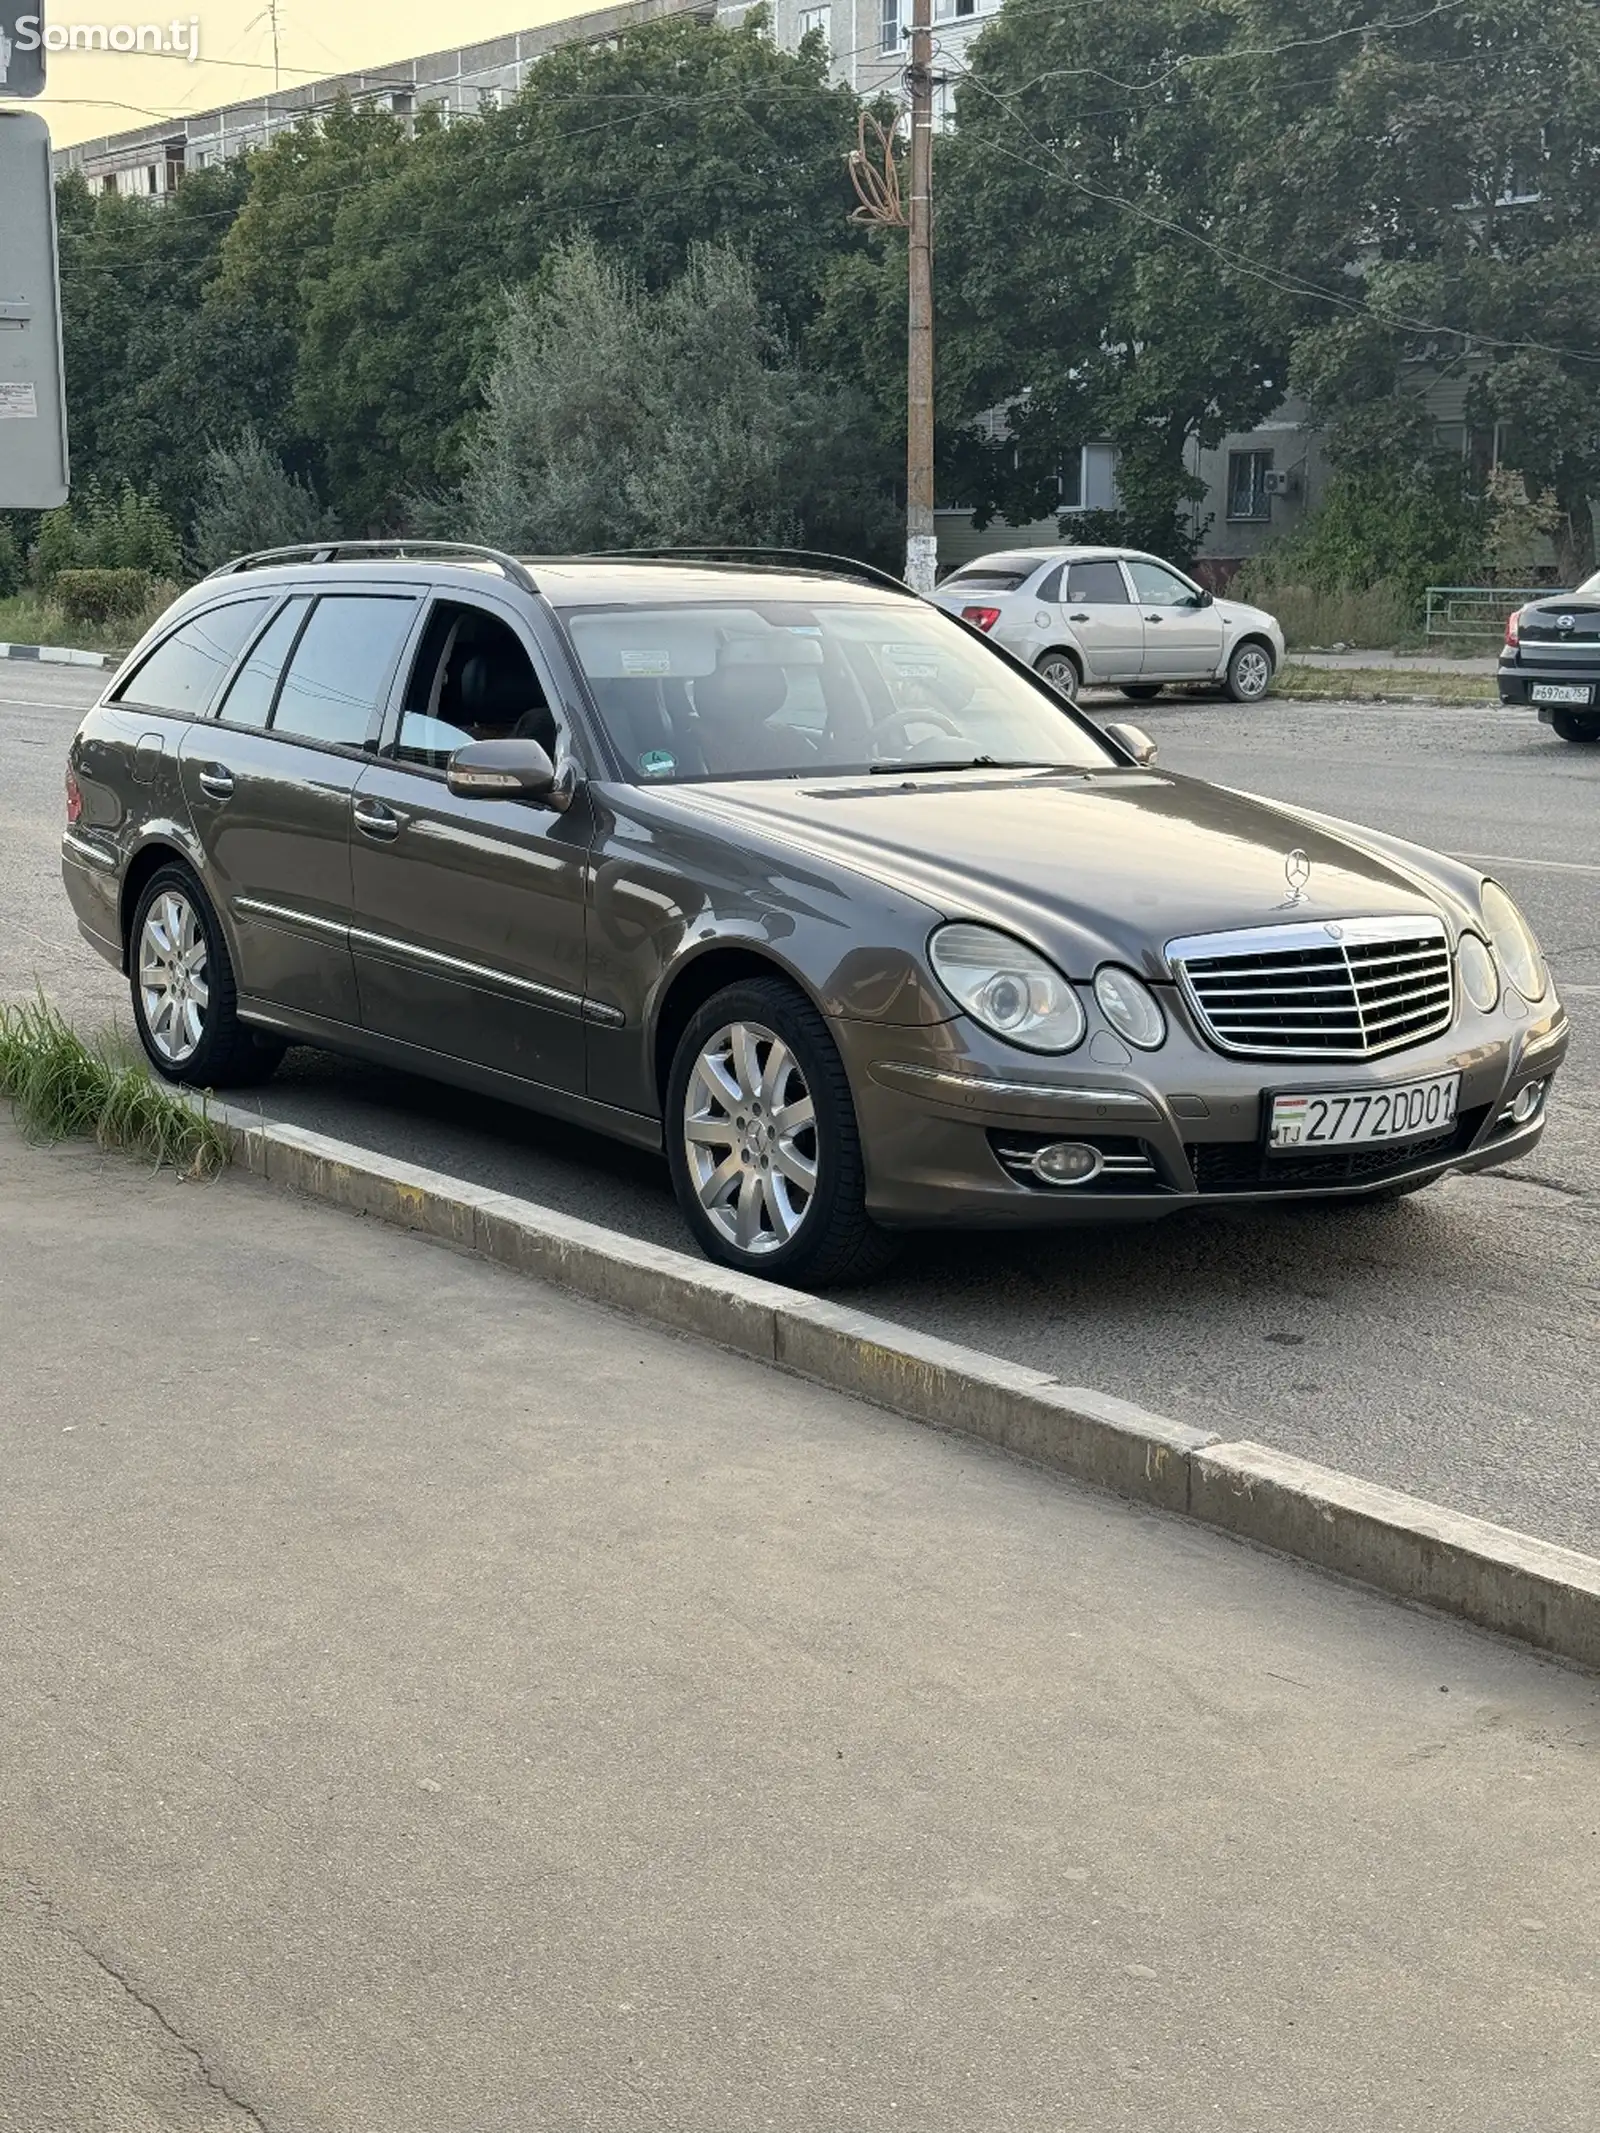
[1,1118,1596,2131]
[1287,649,1497,674]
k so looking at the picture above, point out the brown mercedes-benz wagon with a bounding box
[62,543,1567,1284]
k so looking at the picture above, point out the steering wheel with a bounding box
[870,706,965,752]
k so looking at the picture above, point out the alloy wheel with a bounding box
[1037,655,1080,697]
[138,889,209,1065]
[1232,645,1273,700]
[683,1019,819,1255]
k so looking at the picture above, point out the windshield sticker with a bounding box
[621,649,672,676]
[638,749,676,778]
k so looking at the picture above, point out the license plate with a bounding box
[1268,1072,1460,1152]
[1530,682,1593,706]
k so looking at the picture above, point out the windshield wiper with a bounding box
[867,755,1043,774]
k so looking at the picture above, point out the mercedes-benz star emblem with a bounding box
[1559,613,1576,631]
[1285,849,1312,894]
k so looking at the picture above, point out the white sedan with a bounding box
[932,546,1284,703]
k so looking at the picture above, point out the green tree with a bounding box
[189,428,336,572]
[921,0,1289,559]
[239,15,866,530]
[1223,0,1600,579]
[453,239,895,558]
[54,164,269,528]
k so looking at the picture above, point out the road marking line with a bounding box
[1457,852,1600,877]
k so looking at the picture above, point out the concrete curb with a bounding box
[203,1100,1600,1672]
[0,642,115,669]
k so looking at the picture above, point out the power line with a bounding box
[945,55,1600,369]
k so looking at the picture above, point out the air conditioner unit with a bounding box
[1262,469,1295,497]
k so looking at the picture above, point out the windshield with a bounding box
[558,599,1118,782]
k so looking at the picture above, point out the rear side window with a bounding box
[216,597,311,728]
[118,599,271,716]
[1062,560,1131,605]
[945,556,1039,592]
[270,595,416,749]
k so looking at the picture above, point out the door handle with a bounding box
[197,764,235,799]
[1069,612,1090,622]
[1145,613,1164,623]
[352,800,401,842]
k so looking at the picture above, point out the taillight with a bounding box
[65,767,83,824]
[962,605,1001,632]
[1505,607,1521,647]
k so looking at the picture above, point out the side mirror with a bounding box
[1103,721,1158,766]
[447,736,558,801]
[1195,587,1214,608]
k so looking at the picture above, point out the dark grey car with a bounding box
[62,543,1567,1285]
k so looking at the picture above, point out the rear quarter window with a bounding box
[116,599,272,716]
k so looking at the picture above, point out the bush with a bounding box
[190,428,334,573]
[0,518,25,600]
[35,483,183,584]
[53,567,155,626]
[1229,562,1418,650]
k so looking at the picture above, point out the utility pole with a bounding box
[904,0,936,593]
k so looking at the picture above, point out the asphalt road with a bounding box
[5,663,1597,1552]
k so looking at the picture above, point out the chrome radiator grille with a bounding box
[1167,917,1454,1060]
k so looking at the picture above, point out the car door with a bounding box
[1048,557,1145,681]
[177,587,420,1028]
[347,590,593,1095]
[1123,557,1225,680]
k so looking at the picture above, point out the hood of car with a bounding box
[666,769,1449,980]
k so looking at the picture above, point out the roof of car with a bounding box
[196,547,913,610]
[945,547,1143,572]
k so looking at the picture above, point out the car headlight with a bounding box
[1480,882,1547,1002]
[1093,965,1167,1049]
[929,923,1086,1052]
[1456,932,1499,1013]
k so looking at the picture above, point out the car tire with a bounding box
[1034,650,1082,698]
[1550,711,1600,743]
[665,976,899,1288]
[1119,683,1163,701]
[1225,640,1276,702]
[130,864,286,1089]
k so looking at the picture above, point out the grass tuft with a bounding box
[0,997,232,1177]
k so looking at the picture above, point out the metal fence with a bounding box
[1425,585,1564,641]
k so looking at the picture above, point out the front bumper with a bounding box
[836,988,1569,1229]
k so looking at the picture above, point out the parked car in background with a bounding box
[1499,575,1600,741]
[933,547,1284,704]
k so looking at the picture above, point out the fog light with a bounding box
[1030,1141,1103,1186]
[1511,1080,1546,1124]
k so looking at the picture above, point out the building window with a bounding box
[1227,448,1274,521]
[881,0,900,51]
[798,4,831,47]
[479,85,501,113]
[956,0,977,14]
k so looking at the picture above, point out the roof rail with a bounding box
[206,540,539,595]
[579,546,914,596]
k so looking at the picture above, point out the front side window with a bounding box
[560,598,1118,783]
[117,598,271,716]
[1062,560,1132,605]
[270,595,416,749]
[392,601,557,770]
[1227,449,1273,521]
[1125,559,1200,608]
